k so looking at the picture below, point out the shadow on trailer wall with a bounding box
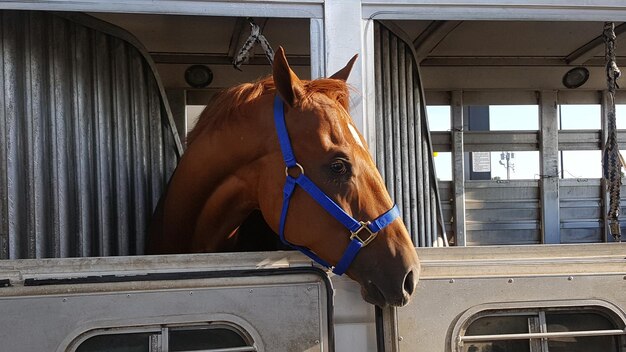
[0,11,181,259]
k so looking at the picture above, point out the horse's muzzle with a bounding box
[359,265,419,308]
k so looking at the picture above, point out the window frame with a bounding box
[451,300,626,352]
[69,321,257,352]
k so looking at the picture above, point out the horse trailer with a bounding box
[1,1,626,351]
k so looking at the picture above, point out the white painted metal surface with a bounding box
[0,252,333,352]
[0,245,624,351]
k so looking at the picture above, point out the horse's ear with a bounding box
[329,54,358,81]
[273,47,304,107]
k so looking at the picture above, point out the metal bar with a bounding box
[374,23,385,184]
[540,90,560,243]
[452,91,466,246]
[566,22,626,65]
[73,22,95,257]
[112,38,131,256]
[423,137,432,246]
[0,12,8,259]
[174,347,256,352]
[430,187,437,246]
[50,15,72,258]
[226,17,247,60]
[405,49,418,243]
[398,43,411,236]
[460,329,626,342]
[390,35,403,225]
[381,28,394,197]
[0,1,324,19]
[414,66,426,247]
[309,19,324,79]
[131,52,148,256]
[412,20,462,63]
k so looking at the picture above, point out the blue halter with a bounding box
[273,95,400,275]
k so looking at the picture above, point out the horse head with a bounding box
[257,48,420,307]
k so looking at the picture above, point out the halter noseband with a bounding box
[273,95,400,275]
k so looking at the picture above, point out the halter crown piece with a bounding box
[273,95,400,275]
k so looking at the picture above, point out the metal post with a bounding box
[451,91,466,246]
[323,0,365,131]
[540,90,560,243]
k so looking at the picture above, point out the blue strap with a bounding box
[332,239,362,275]
[273,96,297,168]
[295,175,362,233]
[367,204,400,233]
[278,176,297,244]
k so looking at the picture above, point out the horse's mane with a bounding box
[187,75,351,146]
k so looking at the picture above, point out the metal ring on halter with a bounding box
[285,163,305,178]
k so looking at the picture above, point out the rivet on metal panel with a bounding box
[567,276,574,281]
[398,336,404,342]
[126,294,131,298]
[449,279,455,283]
[508,278,514,283]
[189,291,193,295]
[62,298,67,302]
[314,340,320,345]
[249,289,254,293]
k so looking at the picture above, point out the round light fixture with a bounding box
[562,67,589,89]
[184,65,213,88]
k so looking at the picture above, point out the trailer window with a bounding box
[74,324,255,352]
[459,307,625,352]
[76,333,153,352]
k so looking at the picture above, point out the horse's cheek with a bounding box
[256,171,283,230]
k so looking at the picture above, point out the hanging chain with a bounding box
[233,18,274,71]
[602,22,622,242]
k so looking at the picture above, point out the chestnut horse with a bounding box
[148,48,420,307]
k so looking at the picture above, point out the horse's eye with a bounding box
[330,160,349,175]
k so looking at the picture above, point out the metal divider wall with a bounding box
[0,11,181,259]
[373,21,446,247]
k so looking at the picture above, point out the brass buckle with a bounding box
[350,221,377,247]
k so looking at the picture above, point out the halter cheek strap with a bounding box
[273,95,400,275]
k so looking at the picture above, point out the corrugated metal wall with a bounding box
[373,22,447,247]
[0,11,181,259]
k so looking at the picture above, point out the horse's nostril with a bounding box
[403,269,416,296]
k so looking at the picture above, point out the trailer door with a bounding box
[0,253,334,352]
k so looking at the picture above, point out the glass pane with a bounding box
[546,312,620,352]
[433,152,452,181]
[466,315,534,335]
[490,151,539,180]
[462,341,531,352]
[186,105,206,134]
[76,333,152,352]
[559,105,601,130]
[426,105,451,131]
[169,327,249,351]
[489,105,539,131]
[560,150,602,179]
[464,315,534,352]
[616,104,626,129]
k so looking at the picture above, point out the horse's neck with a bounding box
[151,104,272,253]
